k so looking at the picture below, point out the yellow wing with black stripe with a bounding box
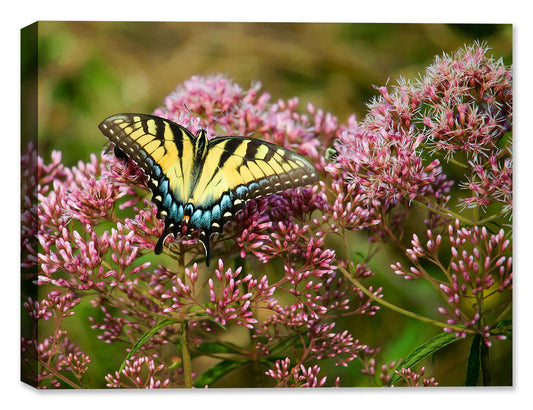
[98,113,318,266]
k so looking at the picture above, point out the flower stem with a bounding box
[338,265,469,333]
[38,359,83,389]
[413,199,472,225]
[181,321,193,388]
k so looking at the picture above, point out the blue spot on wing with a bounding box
[190,209,202,226]
[220,193,233,212]
[163,193,173,210]
[236,185,249,197]
[212,204,221,221]
[190,209,212,230]
[143,157,161,178]
[201,210,212,229]
[159,178,169,195]
[167,202,183,222]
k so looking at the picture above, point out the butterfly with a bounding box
[99,113,318,266]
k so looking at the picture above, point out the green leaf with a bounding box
[205,319,228,331]
[194,341,245,356]
[389,331,458,386]
[465,334,482,386]
[493,318,512,340]
[497,131,512,149]
[270,335,303,354]
[118,318,177,372]
[193,359,249,388]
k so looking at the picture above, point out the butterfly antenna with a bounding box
[183,103,194,117]
[183,103,208,133]
[184,102,230,125]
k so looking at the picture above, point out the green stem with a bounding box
[38,359,83,389]
[418,143,469,169]
[181,321,193,388]
[414,197,508,228]
[476,211,508,226]
[493,303,512,325]
[338,265,469,333]
[413,199,473,225]
[476,289,493,386]
[177,245,186,281]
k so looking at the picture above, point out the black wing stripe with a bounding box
[260,145,277,163]
[244,140,260,160]
[217,138,243,169]
[141,117,150,134]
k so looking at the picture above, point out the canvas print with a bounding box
[21,22,512,388]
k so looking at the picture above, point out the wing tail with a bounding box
[199,231,212,267]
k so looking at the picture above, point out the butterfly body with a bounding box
[99,113,318,266]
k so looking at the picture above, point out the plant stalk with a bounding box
[338,265,469,333]
[181,321,193,388]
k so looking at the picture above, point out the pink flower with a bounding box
[105,355,170,388]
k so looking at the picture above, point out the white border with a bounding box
[4,1,530,409]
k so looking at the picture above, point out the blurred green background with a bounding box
[22,22,512,387]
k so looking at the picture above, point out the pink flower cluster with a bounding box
[22,291,89,388]
[392,219,512,344]
[105,355,170,388]
[160,260,276,330]
[392,367,439,387]
[359,356,438,387]
[265,358,340,387]
[327,42,511,243]
[26,72,373,388]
